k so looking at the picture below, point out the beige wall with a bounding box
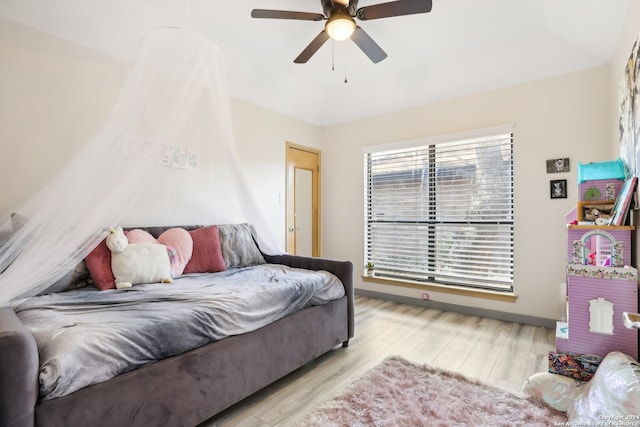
[0,18,125,212]
[321,66,612,322]
[228,99,323,248]
[320,2,640,323]
[0,18,322,250]
[3,10,638,323]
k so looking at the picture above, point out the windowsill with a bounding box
[361,275,517,303]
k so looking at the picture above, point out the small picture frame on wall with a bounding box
[550,179,567,199]
[547,158,570,173]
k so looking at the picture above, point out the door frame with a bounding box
[286,142,321,256]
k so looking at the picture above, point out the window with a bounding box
[364,126,514,292]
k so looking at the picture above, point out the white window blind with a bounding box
[364,128,514,292]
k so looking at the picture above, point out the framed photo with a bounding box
[577,201,615,224]
[550,179,567,199]
[547,158,570,173]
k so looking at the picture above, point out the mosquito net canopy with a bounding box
[0,28,279,304]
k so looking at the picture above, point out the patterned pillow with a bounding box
[218,224,266,269]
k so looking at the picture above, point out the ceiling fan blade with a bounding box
[356,0,432,21]
[351,26,387,63]
[294,31,331,63]
[251,9,325,21]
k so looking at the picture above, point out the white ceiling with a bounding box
[0,0,631,126]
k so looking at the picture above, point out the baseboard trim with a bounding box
[355,289,557,328]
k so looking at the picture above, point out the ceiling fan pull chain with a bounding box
[331,39,335,71]
[344,47,348,84]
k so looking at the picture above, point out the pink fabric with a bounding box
[125,229,156,244]
[86,227,195,289]
[85,239,115,290]
[183,226,225,274]
[85,226,205,289]
[158,228,193,277]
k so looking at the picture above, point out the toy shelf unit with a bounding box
[577,158,625,203]
[575,159,636,227]
[557,225,639,359]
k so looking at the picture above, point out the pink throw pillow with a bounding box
[158,228,193,277]
[85,239,116,290]
[125,229,156,244]
[183,226,225,274]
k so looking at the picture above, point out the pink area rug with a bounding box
[298,356,567,426]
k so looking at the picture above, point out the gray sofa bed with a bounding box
[0,225,354,427]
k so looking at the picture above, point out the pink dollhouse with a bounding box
[557,225,638,359]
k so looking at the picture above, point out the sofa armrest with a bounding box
[0,308,39,427]
[263,254,354,341]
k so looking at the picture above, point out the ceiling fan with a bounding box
[251,0,432,64]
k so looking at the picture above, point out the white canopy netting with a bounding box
[0,28,279,304]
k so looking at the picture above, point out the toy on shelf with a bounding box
[577,158,625,183]
[609,177,637,226]
[622,312,640,329]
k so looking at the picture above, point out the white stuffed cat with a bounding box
[106,226,172,289]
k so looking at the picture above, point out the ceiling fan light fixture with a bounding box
[325,14,356,41]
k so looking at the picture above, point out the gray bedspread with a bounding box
[12,264,345,400]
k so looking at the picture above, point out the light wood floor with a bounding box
[201,295,555,427]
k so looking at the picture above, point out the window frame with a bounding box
[363,125,515,293]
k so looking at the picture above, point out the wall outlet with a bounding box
[421,293,430,300]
